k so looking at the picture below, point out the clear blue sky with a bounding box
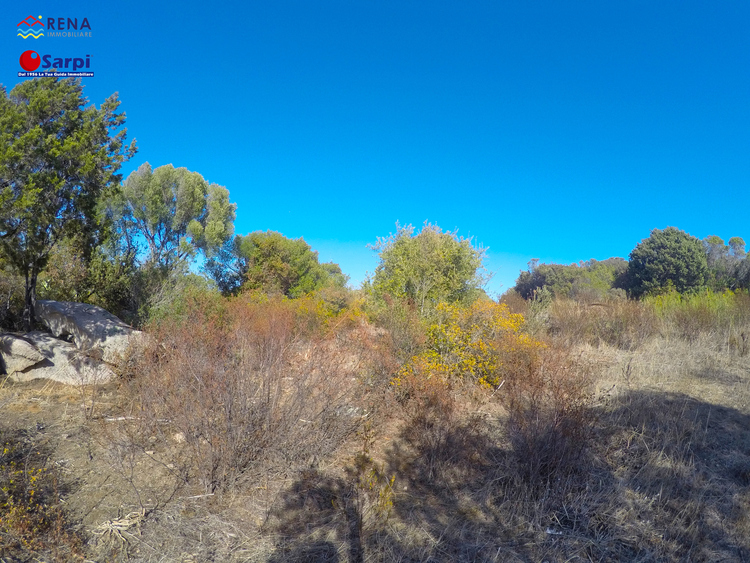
[3,1,749,296]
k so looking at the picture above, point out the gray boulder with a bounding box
[7,331,115,385]
[0,333,46,375]
[35,300,141,365]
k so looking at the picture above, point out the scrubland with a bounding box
[1,289,749,562]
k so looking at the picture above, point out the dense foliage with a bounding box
[0,78,136,328]
[394,299,535,388]
[514,257,627,301]
[514,229,749,302]
[221,231,349,298]
[367,223,488,317]
[627,227,708,297]
[702,235,749,290]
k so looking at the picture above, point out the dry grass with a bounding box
[115,293,382,495]
[1,291,749,561]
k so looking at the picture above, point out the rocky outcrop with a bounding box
[18,332,115,385]
[36,300,141,365]
[1,331,115,385]
[0,333,46,375]
[0,301,140,385]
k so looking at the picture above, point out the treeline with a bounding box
[0,79,354,330]
[513,227,750,302]
[1,78,748,335]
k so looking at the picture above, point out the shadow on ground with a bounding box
[265,390,750,563]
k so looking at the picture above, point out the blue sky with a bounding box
[3,1,749,296]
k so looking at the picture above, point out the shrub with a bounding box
[394,300,527,389]
[368,293,427,364]
[514,258,628,301]
[496,341,596,483]
[498,289,527,316]
[0,432,83,560]
[127,293,368,492]
[646,288,750,349]
[366,222,488,318]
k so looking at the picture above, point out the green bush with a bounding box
[627,227,708,297]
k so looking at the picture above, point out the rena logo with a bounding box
[16,14,92,39]
[19,50,91,72]
[17,14,44,39]
[46,17,91,30]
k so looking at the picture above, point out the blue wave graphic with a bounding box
[17,30,44,38]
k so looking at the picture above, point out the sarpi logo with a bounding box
[19,50,92,74]
[17,14,44,39]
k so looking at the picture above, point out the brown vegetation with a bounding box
[1,290,749,561]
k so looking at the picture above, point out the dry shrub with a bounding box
[0,266,24,330]
[549,298,658,350]
[390,367,463,479]
[498,289,528,316]
[0,430,84,561]
[497,337,596,484]
[369,293,426,363]
[127,292,367,493]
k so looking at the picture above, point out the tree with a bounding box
[702,235,735,290]
[111,163,236,271]
[203,235,248,295]
[513,257,627,301]
[367,222,488,316]
[728,237,746,259]
[701,235,748,291]
[234,231,346,298]
[0,77,136,329]
[626,227,708,297]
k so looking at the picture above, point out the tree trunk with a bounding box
[23,268,38,332]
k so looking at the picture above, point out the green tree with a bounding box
[236,231,346,298]
[728,237,746,259]
[514,257,628,301]
[728,237,750,290]
[203,235,248,295]
[111,163,236,270]
[0,78,136,329]
[367,222,488,316]
[626,227,708,297]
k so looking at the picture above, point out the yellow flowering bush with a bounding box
[395,300,544,388]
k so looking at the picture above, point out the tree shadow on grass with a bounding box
[266,390,750,562]
[264,470,351,563]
